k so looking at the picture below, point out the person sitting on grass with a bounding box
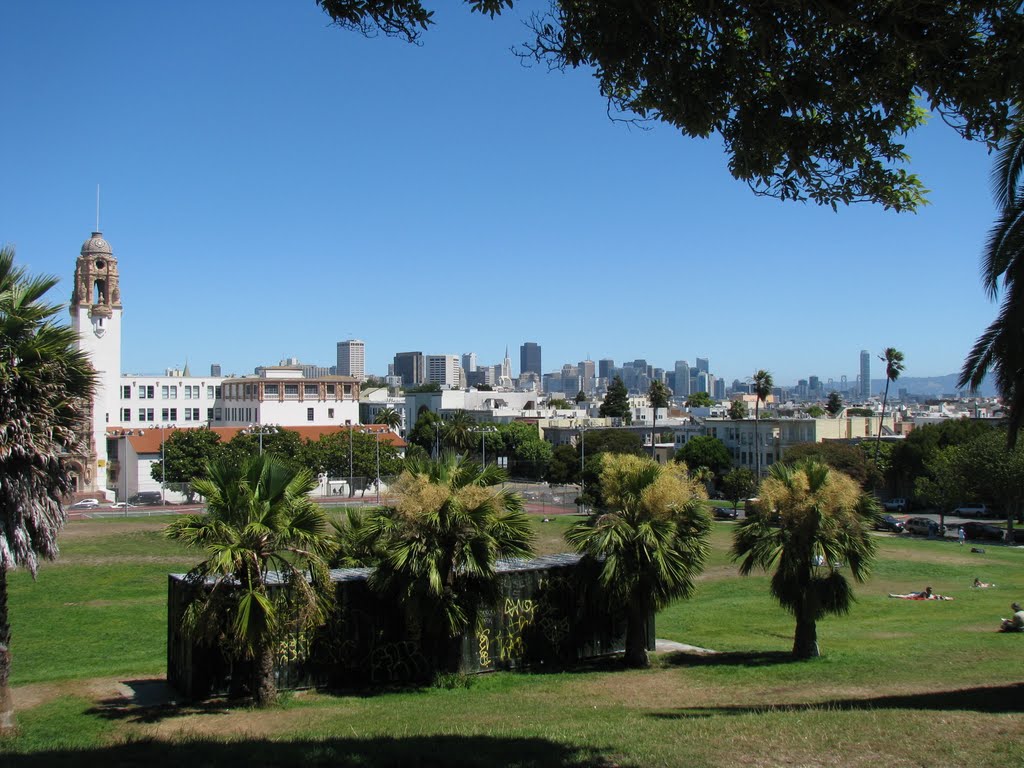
[888,586,954,600]
[999,603,1024,632]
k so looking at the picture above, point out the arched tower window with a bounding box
[93,279,107,304]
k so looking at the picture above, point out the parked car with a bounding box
[69,498,99,510]
[873,514,905,533]
[128,491,164,506]
[953,503,996,519]
[960,522,1004,542]
[883,498,908,513]
[108,502,136,510]
[714,507,740,521]
[905,517,945,537]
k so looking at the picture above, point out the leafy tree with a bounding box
[752,370,774,478]
[224,428,305,466]
[359,453,533,671]
[783,442,878,489]
[914,446,969,533]
[548,397,572,410]
[599,376,630,421]
[728,399,748,420]
[722,468,757,512]
[474,383,493,391]
[733,461,876,659]
[952,430,1024,535]
[675,436,731,477]
[826,392,844,417]
[847,407,874,417]
[567,454,710,668]
[362,376,388,389]
[0,248,94,731]
[316,1,1023,211]
[304,429,404,494]
[165,454,333,706]
[875,348,905,460]
[546,444,580,486]
[404,382,441,393]
[374,407,402,430]
[548,429,647,508]
[574,389,587,404]
[961,118,1024,448]
[805,405,825,418]
[685,392,713,408]
[647,380,671,458]
[407,410,444,456]
[499,422,551,479]
[151,428,224,502]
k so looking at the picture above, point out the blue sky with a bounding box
[0,1,1001,387]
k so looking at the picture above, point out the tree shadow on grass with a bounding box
[660,650,799,668]
[3,734,633,768]
[647,682,1024,720]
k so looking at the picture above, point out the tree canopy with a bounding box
[675,435,732,477]
[316,1,1024,211]
[686,392,714,408]
[599,376,630,420]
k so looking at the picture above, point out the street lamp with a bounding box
[573,420,589,516]
[243,423,278,455]
[375,427,381,505]
[346,420,354,499]
[470,425,497,467]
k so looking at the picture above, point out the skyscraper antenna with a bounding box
[96,184,101,231]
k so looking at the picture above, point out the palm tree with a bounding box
[566,454,711,668]
[374,407,402,432]
[647,380,671,460]
[961,117,1024,448]
[442,409,476,452]
[165,454,333,706]
[732,460,876,659]
[360,452,533,672]
[752,370,774,478]
[875,347,905,460]
[0,246,94,731]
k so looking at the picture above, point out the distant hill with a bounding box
[872,373,996,398]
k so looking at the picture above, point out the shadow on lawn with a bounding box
[85,679,233,724]
[661,650,799,668]
[4,734,632,768]
[648,682,1024,719]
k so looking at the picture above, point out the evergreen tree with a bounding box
[600,376,630,420]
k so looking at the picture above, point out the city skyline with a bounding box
[0,2,999,386]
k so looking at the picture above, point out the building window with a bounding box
[169,408,177,420]
[207,408,213,421]
[138,408,153,421]
[343,384,352,397]
[207,385,214,399]
[121,408,131,421]
[121,385,131,399]
[215,386,221,398]
[328,408,334,418]
[264,384,278,396]
[184,387,192,400]
[185,409,193,421]
[285,384,299,399]
[326,384,336,396]
[304,384,318,398]
[138,387,147,400]
[245,384,253,398]
[307,408,314,422]
[161,408,169,421]
[214,407,222,421]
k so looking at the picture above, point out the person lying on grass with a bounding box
[973,578,995,589]
[888,586,954,601]
[999,603,1024,632]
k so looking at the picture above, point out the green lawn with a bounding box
[3,516,1023,767]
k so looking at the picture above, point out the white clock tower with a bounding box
[69,231,123,496]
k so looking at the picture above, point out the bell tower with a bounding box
[70,232,123,496]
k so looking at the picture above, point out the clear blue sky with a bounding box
[0,1,1000,387]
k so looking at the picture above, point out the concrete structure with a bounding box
[461,352,477,373]
[117,371,224,427]
[520,342,541,377]
[69,231,123,497]
[336,339,365,380]
[217,366,360,427]
[860,349,871,399]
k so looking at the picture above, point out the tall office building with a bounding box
[674,360,690,397]
[394,351,425,386]
[859,349,871,399]
[520,342,542,376]
[336,339,365,379]
[696,357,710,374]
[462,352,477,373]
[598,359,615,379]
[577,359,595,392]
[426,355,461,388]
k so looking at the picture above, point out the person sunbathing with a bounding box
[888,586,953,600]
[973,578,994,589]
[999,603,1023,632]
